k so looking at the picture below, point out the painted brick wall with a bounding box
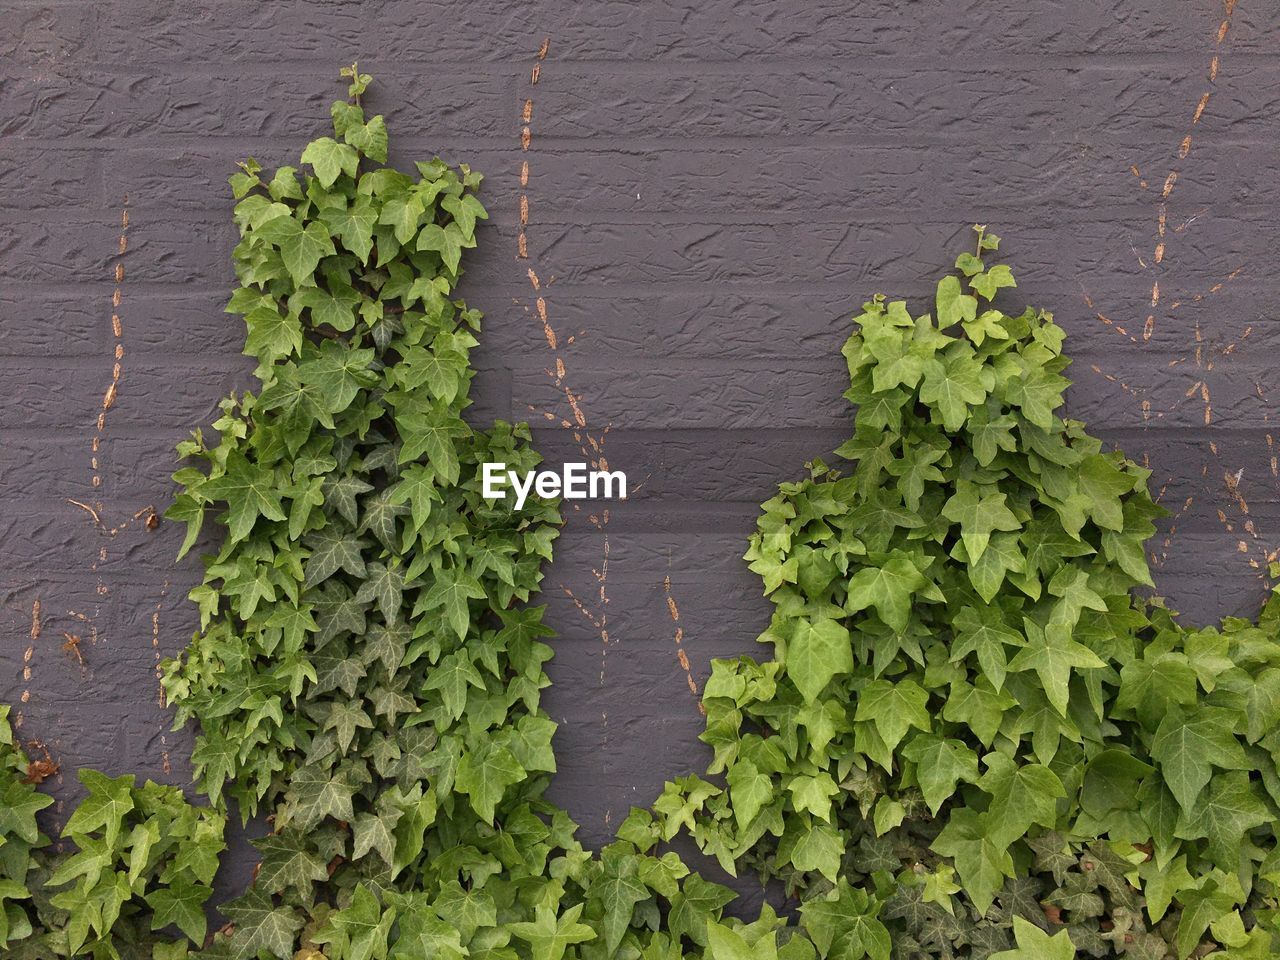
[2,0,1274,904]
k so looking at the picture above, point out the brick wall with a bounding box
[2,0,1274,902]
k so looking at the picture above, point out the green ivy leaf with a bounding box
[253,832,329,901]
[798,879,891,960]
[300,136,359,187]
[931,809,1013,915]
[592,855,650,955]
[920,351,990,431]
[1077,455,1134,532]
[785,618,853,703]
[1151,707,1251,812]
[396,405,466,482]
[421,648,485,720]
[1174,771,1271,869]
[455,742,524,824]
[63,770,135,849]
[941,481,1021,564]
[970,264,1016,301]
[1173,871,1241,960]
[222,887,305,960]
[322,700,374,753]
[962,309,1009,346]
[854,679,931,752]
[257,214,338,286]
[145,880,211,946]
[1006,619,1104,716]
[1004,356,1066,430]
[668,875,736,947]
[727,760,774,831]
[943,679,1013,748]
[508,904,596,960]
[280,765,357,832]
[243,299,304,361]
[416,223,469,274]
[302,340,378,413]
[303,527,369,587]
[706,922,776,960]
[202,452,288,542]
[0,777,54,844]
[348,114,389,163]
[1138,854,1192,924]
[314,883,394,960]
[379,194,425,245]
[390,906,468,960]
[844,555,925,632]
[935,275,977,328]
[901,735,978,815]
[293,284,360,333]
[977,753,1065,849]
[435,881,497,942]
[442,192,489,237]
[950,605,1025,691]
[989,916,1074,960]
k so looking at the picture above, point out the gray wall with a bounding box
[2,0,1275,899]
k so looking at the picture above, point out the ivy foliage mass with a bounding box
[0,706,226,959]
[2,70,1279,960]
[664,224,1280,959]
[159,64,574,958]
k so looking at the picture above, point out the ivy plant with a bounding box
[660,226,1280,959]
[43,771,226,956]
[0,707,223,959]
[4,69,1279,960]
[157,64,578,957]
[0,706,53,951]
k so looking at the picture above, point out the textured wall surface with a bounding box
[2,0,1275,904]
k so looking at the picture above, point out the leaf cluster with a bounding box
[0,706,224,959]
[662,227,1280,958]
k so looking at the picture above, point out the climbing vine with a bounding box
[656,226,1280,958]
[2,69,1278,960]
[0,705,225,958]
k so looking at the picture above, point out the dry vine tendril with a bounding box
[0,69,1278,960]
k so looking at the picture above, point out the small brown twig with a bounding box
[67,499,102,525]
[61,632,86,667]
